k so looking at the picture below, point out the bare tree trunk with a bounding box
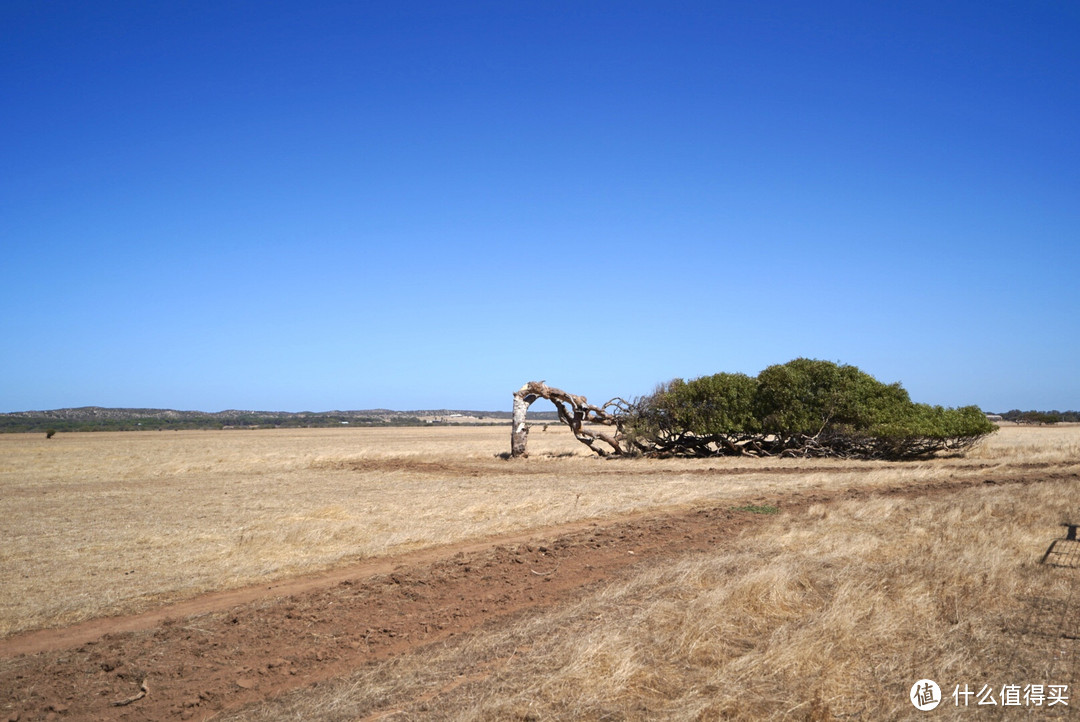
[510,381,623,458]
[510,385,534,457]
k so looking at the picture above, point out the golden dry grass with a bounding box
[230,465,1080,721]
[1,423,1077,642]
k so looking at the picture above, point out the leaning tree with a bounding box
[511,359,997,461]
[511,381,627,457]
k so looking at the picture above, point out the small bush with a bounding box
[731,504,780,514]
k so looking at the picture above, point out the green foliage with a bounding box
[621,358,997,460]
[755,359,912,436]
[1014,410,1061,424]
[653,373,760,434]
[623,372,759,454]
[999,409,1079,424]
[731,504,779,514]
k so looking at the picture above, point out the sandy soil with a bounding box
[3,465,1071,722]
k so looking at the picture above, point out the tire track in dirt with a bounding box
[0,470,1071,722]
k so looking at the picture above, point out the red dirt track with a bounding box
[0,471,1067,721]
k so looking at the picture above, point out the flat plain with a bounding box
[1,423,1078,720]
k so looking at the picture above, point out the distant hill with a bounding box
[0,406,560,433]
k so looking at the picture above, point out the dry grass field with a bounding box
[2,423,1079,720]
[234,471,1080,721]
[0,423,1071,637]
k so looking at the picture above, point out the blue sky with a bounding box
[2,1,1077,413]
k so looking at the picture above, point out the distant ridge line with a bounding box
[2,406,515,419]
[0,406,561,433]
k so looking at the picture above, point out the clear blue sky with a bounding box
[2,1,1077,413]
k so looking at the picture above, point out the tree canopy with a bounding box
[619,359,996,460]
